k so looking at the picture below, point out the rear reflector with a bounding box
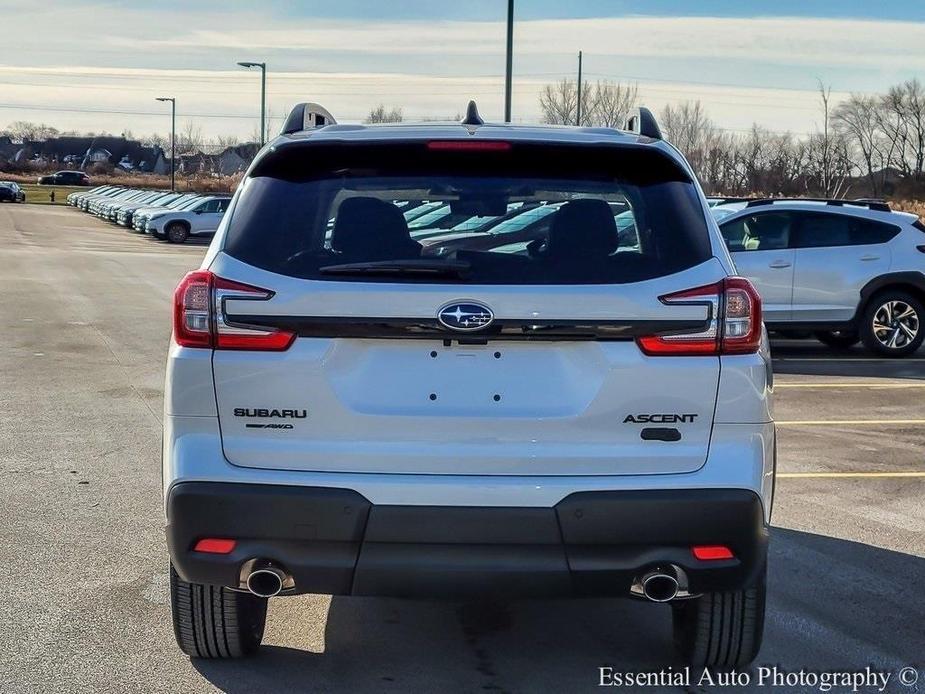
[427,140,512,152]
[691,545,735,561]
[193,538,237,554]
[637,277,762,356]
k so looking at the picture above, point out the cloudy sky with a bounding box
[3,0,925,143]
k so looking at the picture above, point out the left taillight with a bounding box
[172,270,295,351]
[637,277,762,356]
[173,270,213,348]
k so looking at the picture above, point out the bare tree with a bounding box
[212,134,241,150]
[540,79,636,127]
[660,101,723,183]
[589,81,638,128]
[176,120,203,153]
[879,79,925,180]
[6,121,60,142]
[833,94,888,195]
[539,79,590,125]
[147,132,169,150]
[365,105,403,124]
[804,82,853,197]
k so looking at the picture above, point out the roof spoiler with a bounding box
[280,103,337,135]
[624,107,662,140]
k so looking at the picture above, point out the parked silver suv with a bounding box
[163,103,775,667]
[714,199,925,356]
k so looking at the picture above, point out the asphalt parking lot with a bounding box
[1,204,923,693]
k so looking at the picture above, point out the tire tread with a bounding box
[169,564,267,659]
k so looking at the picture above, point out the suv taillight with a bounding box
[637,277,762,356]
[173,270,295,351]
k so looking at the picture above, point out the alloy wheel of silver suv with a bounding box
[862,291,924,356]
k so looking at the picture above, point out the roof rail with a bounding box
[708,196,756,204]
[744,198,892,213]
[280,103,337,135]
[624,107,662,140]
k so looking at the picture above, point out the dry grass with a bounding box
[890,199,925,218]
[1,171,239,194]
[19,184,85,205]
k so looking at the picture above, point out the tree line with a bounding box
[539,78,925,199]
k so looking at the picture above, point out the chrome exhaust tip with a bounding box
[630,565,698,602]
[245,568,285,598]
[640,571,679,602]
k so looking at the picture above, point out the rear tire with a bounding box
[859,290,924,357]
[813,330,860,349]
[169,563,267,658]
[166,222,189,244]
[672,567,766,669]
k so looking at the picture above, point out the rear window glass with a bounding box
[792,213,900,248]
[223,142,711,284]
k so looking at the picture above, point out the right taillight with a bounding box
[721,277,762,354]
[172,270,294,351]
[637,276,761,356]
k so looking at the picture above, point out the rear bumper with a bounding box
[167,482,767,599]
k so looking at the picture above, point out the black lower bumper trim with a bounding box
[167,483,767,598]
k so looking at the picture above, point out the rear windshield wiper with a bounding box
[319,259,471,279]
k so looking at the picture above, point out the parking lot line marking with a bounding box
[778,471,925,478]
[776,383,925,388]
[774,357,925,362]
[777,419,925,425]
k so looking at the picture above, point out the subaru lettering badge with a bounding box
[437,301,494,332]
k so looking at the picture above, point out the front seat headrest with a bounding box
[331,197,422,260]
[543,199,619,259]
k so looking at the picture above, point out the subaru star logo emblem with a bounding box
[437,301,494,332]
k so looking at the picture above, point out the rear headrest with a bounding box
[331,197,421,260]
[544,199,619,259]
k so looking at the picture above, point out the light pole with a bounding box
[576,51,583,126]
[237,61,267,146]
[155,97,175,191]
[504,0,513,122]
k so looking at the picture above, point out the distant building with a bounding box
[0,135,167,174]
[215,143,260,176]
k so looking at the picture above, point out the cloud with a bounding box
[1,6,923,138]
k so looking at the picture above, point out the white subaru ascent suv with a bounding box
[163,103,775,668]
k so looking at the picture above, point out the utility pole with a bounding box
[504,0,514,122]
[155,97,175,191]
[576,51,583,126]
[238,61,267,146]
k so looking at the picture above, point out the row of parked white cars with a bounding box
[66,186,231,243]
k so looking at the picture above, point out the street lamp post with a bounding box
[237,61,267,146]
[576,51,583,126]
[155,97,175,191]
[504,0,514,122]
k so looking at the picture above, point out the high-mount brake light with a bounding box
[637,277,761,356]
[172,271,295,351]
[427,140,512,152]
